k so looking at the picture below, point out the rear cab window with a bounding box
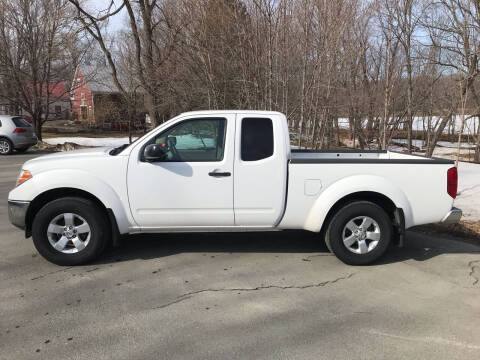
[241,117,274,161]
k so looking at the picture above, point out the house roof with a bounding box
[78,64,120,94]
[28,82,70,100]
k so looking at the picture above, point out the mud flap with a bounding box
[393,208,405,247]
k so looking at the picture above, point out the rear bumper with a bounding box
[8,200,30,230]
[11,133,37,148]
[441,207,462,224]
[14,138,37,148]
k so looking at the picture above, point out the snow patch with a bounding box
[44,137,132,147]
[455,161,480,222]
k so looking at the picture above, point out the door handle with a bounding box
[209,170,231,177]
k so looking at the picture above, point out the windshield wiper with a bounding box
[110,143,130,156]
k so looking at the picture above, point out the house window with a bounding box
[81,106,87,120]
[55,105,61,116]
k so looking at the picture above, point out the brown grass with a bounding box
[415,221,480,244]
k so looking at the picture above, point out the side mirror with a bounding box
[143,144,167,162]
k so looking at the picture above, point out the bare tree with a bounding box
[423,0,480,162]
[68,0,183,126]
[0,0,80,140]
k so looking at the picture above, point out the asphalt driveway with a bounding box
[1,152,480,360]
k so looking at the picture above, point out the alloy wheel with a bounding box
[342,216,381,254]
[47,213,91,254]
[0,140,10,154]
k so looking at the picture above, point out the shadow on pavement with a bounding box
[95,229,480,266]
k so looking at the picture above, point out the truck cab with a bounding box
[126,111,289,229]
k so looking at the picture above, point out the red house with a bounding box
[0,82,70,120]
[41,82,70,120]
[71,65,124,125]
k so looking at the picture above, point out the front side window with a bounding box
[241,117,274,161]
[152,118,226,162]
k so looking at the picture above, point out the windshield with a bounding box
[109,126,158,155]
[110,116,180,155]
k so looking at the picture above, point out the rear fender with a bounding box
[304,174,412,232]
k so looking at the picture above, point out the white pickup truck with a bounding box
[8,110,461,266]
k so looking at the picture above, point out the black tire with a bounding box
[15,146,30,153]
[32,197,110,265]
[0,137,13,155]
[325,201,392,265]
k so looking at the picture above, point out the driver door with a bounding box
[127,115,235,228]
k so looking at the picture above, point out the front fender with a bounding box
[8,169,132,234]
[304,174,413,232]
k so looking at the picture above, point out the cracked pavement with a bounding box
[1,153,480,360]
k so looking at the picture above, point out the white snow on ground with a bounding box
[390,139,476,158]
[44,137,132,147]
[393,138,475,149]
[455,161,480,222]
[44,134,213,148]
[337,115,480,135]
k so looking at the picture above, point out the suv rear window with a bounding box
[12,117,31,127]
[241,118,274,161]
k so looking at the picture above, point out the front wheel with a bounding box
[325,201,392,265]
[32,197,110,265]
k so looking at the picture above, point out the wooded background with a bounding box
[1,0,480,161]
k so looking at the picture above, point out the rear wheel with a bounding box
[32,197,110,265]
[325,201,392,265]
[0,138,13,155]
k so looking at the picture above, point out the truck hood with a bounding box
[23,147,114,169]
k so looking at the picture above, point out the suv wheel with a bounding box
[32,197,110,265]
[325,201,392,265]
[0,138,13,155]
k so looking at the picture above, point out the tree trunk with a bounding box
[33,116,43,142]
[475,117,480,163]
[425,113,452,157]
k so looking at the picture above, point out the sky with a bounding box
[89,0,126,32]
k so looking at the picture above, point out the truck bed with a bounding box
[280,149,455,231]
[290,149,454,164]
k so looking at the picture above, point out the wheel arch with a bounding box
[319,191,404,239]
[0,136,13,151]
[303,174,412,234]
[25,188,121,241]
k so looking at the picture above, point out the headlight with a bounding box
[17,170,32,186]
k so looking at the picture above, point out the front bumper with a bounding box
[441,207,462,224]
[8,200,30,230]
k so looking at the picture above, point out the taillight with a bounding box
[447,167,458,199]
[13,128,27,133]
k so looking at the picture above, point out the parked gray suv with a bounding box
[0,115,37,155]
